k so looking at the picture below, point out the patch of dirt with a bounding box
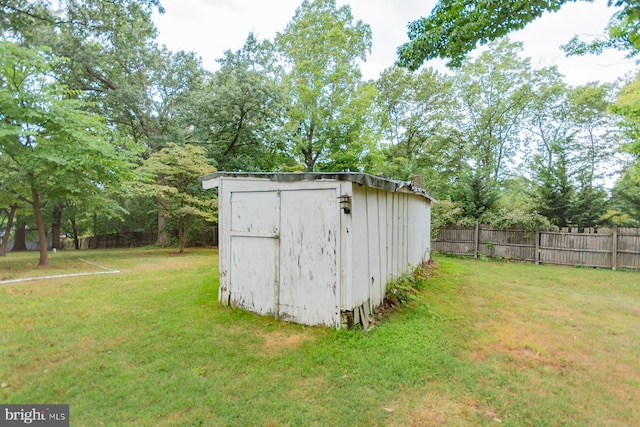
[260,330,315,355]
[389,392,489,426]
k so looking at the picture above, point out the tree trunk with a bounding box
[31,187,49,266]
[0,205,18,257]
[70,217,80,250]
[52,204,63,250]
[178,216,187,254]
[157,208,169,246]
[11,216,28,252]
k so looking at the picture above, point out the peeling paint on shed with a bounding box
[200,172,433,328]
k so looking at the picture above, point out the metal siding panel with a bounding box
[408,196,423,265]
[394,193,402,276]
[279,188,340,327]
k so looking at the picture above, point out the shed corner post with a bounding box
[339,181,353,318]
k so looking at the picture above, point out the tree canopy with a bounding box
[397,0,640,69]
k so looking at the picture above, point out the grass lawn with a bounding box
[1,249,638,426]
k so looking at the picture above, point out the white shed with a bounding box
[200,172,434,328]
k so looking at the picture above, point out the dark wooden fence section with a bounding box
[433,224,640,270]
[74,226,219,250]
[77,231,157,249]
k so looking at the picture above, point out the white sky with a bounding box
[153,0,637,86]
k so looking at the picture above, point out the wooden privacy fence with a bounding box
[433,224,640,270]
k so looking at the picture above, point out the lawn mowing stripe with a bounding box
[0,269,120,285]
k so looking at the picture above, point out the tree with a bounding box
[0,41,136,265]
[564,0,640,59]
[533,148,575,228]
[524,67,574,170]
[193,34,290,171]
[134,144,216,253]
[375,66,462,194]
[276,0,374,171]
[569,82,618,188]
[610,73,640,223]
[397,0,640,69]
[449,168,500,220]
[452,40,532,184]
[1,0,208,246]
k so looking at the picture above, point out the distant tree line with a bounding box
[1,0,638,266]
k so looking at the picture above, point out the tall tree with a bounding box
[569,82,618,188]
[1,0,208,246]
[194,34,289,171]
[0,41,136,265]
[611,73,640,223]
[375,66,462,193]
[452,40,532,184]
[276,0,374,171]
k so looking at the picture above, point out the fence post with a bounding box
[612,226,618,271]
[535,229,540,265]
[474,222,480,259]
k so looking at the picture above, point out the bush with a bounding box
[384,265,429,307]
[432,200,553,235]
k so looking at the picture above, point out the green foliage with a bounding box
[397,0,639,70]
[276,0,374,171]
[385,266,428,307]
[449,169,500,220]
[479,208,553,231]
[0,40,138,264]
[431,199,552,235]
[611,74,640,219]
[194,34,291,171]
[430,200,475,237]
[374,66,462,190]
[454,40,532,184]
[397,0,569,69]
[133,143,216,253]
[533,150,575,228]
[563,0,640,59]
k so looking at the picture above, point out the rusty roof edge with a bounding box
[199,172,436,201]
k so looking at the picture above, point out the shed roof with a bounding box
[199,172,435,201]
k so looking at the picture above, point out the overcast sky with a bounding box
[152,0,637,86]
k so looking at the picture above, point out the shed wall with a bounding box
[349,185,431,312]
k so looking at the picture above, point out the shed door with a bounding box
[228,187,340,327]
[229,191,280,316]
[278,189,339,326]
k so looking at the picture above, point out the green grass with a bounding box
[1,250,638,426]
